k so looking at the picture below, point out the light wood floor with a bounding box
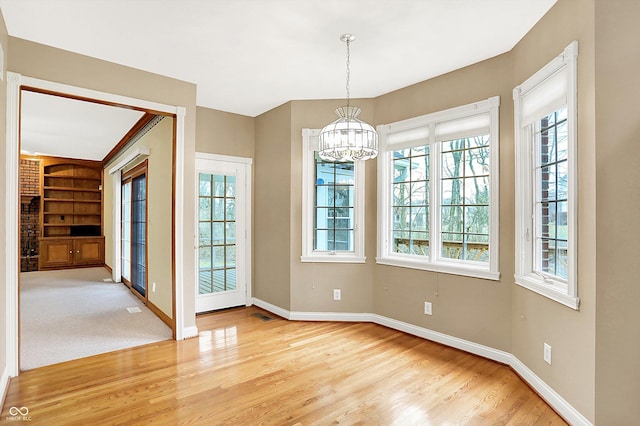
[1,306,567,425]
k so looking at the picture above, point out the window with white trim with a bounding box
[377,96,500,280]
[301,129,365,263]
[513,40,579,309]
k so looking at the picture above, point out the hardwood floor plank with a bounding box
[1,306,567,425]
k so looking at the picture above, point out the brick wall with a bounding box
[20,157,40,272]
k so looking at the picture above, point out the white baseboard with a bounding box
[252,298,292,320]
[510,356,592,425]
[251,297,591,426]
[182,326,199,339]
[0,366,10,410]
[371,314,513,365]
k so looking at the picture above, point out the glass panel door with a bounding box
[131,174,147,297]
[196,157,248,312]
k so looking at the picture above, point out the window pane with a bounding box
[410,182,428,206]
[199,222,211,246]
[440,136,490,264]
[199,173,211,196]
[394,158,410,183]
[535,106,569,281]
[393,183,411,206]
[213,198,225,220]
[441,206,463,233]
[393,206,410,230]
[410,232,429,256]
[199,198,211,221]
[212,222,224,245]
[213,174,225,197]
[390,145,430,256]
[313,155,355,252]
[226,175,236,197]
[441,179,463,206]
[410,206,428,232]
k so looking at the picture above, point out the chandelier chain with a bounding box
[345,37,350,109]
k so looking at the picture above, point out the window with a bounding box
[514,41,578,309]
[301,129,365,263]
[377,96,500,280]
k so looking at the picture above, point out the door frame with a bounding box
[5,72,188,377]
[195,152,252,311]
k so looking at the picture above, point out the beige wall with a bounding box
[252,0,600,422]
[594,0,640,423]
[510,0,596,420]
[254,102,292,309]
[195,105,256,307]
[289,99,376,312]
[8,37,198,332]
[373,54,514,352]
[104,117,175,318]
[0,7,8,383]
[196,106,254,158]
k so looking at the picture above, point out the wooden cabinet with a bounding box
[39,157,104,270]
[39,237,105,270]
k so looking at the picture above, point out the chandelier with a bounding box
[318,34,378,162]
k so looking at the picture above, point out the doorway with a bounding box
[195,154,252,313]
[6,72,188,377]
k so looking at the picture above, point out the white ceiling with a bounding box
[1,0,556,117]
[20,91,145,161]
[3,0,556,160]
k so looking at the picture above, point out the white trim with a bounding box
[375,256,500,281]
[174,107,187,340]
[513,41,579,309]
[5,72,20,377]
[300,255,366,264]
[107,147,150,174]
[195,153,252,312]
[290,311,371,322]
[0,366,9,409]
[510,356,592,426]
[251,298,591,425]
[111,170,123,283]
[182,326,199,339]
[195,152,253,165]
[301,128,366,263]
[252,297,292,320]
[5,73,188,371]
[376,96,500,278]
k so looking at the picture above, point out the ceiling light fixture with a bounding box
[318,34,378,162]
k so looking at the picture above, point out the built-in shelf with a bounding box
[39,157,105,269]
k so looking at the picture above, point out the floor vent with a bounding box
[127,307,142,313]
[251,312,274,322]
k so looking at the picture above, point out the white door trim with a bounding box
[195,152,252,311]
[5,72,187,376]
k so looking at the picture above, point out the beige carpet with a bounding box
[20,267,173,371]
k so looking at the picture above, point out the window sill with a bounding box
[300,254,366,264]
[515,274,580,310]
[376,255,500,281]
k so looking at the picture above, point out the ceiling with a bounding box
[20,91,145,160]
[2,0,556,159]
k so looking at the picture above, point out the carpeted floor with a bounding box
[20,267,173,370]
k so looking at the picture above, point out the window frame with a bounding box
[513,40,579,310]
[376,96,500,280]
[301,128,366,263]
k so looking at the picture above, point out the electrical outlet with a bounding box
[333,289,341,300]
[424,301,432,315]
[152,282,156,293]
[544,343,552,365]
